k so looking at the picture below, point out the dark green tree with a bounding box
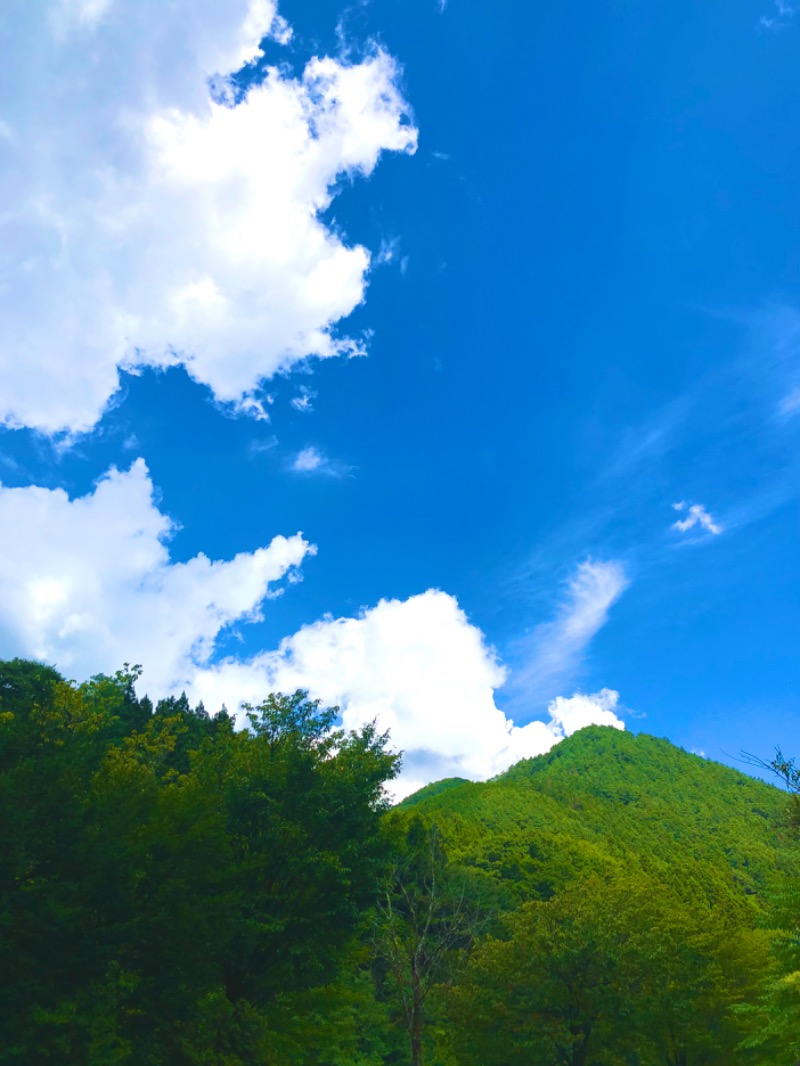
[373,815,485,1066]
[738,747,800,1064]
[0,665,400,1064]
[446,869,770,1066]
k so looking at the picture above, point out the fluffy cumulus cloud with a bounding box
[290,446,349,477]
[0,465,627,795]
[0,460,314,693]
[545,689,625,735]
[293,447,324,472]
[188,591,627,799]
[0,0,417,434]
[671,501,723,536]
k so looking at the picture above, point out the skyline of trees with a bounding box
[0,657,797,1065]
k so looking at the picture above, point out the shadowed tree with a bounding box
[374,815,486,1066]
[0,668,401,1065]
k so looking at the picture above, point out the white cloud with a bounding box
[292,446,324,471]
[509,560,629,706]
[671,501,723,536]
[186,590,627,799]
[546,689,625,734]
[760,0,795,28]
[375,238,409,275]
[374,237,408,273]
[58,0,115,29]
[779,387,800,416]
[290,445,349,476]
[0,456,628,797]
[291,387,316,413]
[0,471,628,795]
[375,239,399,265]
[0,1,417,435]
[0,460,314,695]
[249,434,278,455]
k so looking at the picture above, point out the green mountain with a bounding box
[399,776,471,807]
[401,726,794,905]
[397,728,798,1065]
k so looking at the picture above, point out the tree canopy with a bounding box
[0,660,398,1064]
[1,659,798,1065]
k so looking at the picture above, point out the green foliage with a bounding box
[408,726,794,902]
[766,748,800,829]
[406,726,798,1065]
[1,660,797,1064]
[398,778,471,809]
[448,870,772,1065]
[372,815,489,1066]
[734,748,800,1063]
[0,660,399,1064]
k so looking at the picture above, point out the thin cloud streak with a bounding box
[507,559,629,710]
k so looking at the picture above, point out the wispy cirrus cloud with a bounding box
[290,387,316,413]
[760,0,796,29]
[508,559,629,708]
[599,394,694,487]
[248,435,279,456]
[752,305,800,415]
[582,303,800,560]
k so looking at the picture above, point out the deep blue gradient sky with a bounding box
[1,0,798,783]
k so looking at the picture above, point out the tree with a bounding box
[0,666,401,1064]
[445,869,770,1066]
[738,747,800,1064]
[373,815,486,1066]
[742,747,800,828]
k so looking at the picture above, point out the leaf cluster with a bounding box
[0,659,399,1064]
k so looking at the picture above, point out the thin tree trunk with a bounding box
[410,964,424,1066]
[571,1025,592,1066]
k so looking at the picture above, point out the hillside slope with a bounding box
[401,726,794,905]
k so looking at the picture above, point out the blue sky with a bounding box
[0,0,798,794]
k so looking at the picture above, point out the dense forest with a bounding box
[0,658,798,1065]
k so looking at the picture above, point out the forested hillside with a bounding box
[401,727,800,1064]
[1,658,798,1065]
[404,725,792,902]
